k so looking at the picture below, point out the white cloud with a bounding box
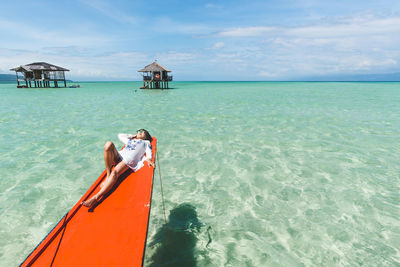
[258,71,282,78]
[208,14,400,78]
[217,26,276,37]
[215,17,400,40]
[215,16,400,40]
[286,17,400,39]
[205,3,222,9]
[156,51,196,64]
[213,42,225,49]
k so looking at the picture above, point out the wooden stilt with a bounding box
[16,72,20,87]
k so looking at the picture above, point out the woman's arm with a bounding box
[118,133,135,145]
[143,142,154,167]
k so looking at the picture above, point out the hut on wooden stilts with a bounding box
[138,62,172,89]
[10,62,69,88]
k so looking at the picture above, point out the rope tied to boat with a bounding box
[156,147,168,224]
[155,146,176,267]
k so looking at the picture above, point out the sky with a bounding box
[1,0,400,81]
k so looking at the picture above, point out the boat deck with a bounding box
[21,138,157,266]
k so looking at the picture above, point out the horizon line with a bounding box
[2,80,400,83]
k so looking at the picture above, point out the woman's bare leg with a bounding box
[82,160,129,208]
[104,141,120,178]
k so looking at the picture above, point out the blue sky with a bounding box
[1,0,400,80]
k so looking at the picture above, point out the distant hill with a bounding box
[0,74,18,81]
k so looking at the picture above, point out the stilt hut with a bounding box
[10,62,69,88]
[138,62,172,89]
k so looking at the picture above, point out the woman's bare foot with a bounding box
[81,196,98,208]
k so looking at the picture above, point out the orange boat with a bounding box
[21,138,157,267]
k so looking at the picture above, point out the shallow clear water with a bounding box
[0,81,399,266]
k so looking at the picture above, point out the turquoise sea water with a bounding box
[0,81,399,266]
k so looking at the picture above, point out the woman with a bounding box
[82,129,154,208]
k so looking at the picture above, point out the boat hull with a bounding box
[21,138,157,267]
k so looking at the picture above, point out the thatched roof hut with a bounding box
[11,62,69,72]
[138,62,171,72]
[10,62,69,88]
[138,62,172,89]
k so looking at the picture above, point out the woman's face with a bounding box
[136,130,146,139]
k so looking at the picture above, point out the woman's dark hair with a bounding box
[139,129,152,142]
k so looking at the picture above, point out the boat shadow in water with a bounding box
[147,203,204,267]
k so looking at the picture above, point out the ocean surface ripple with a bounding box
[0,81,399,266]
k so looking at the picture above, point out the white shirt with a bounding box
[117,133,152,171]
